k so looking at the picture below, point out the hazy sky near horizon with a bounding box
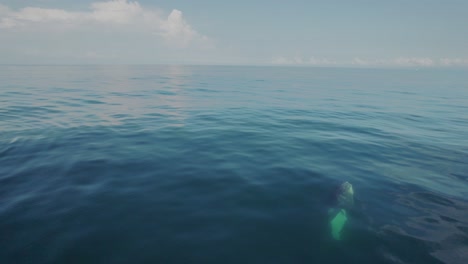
[1,0,467,67]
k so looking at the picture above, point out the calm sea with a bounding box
[0,65,467,264]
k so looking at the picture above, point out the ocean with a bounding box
[0,65,467,263]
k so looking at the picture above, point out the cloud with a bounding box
[393,57,435,67]
[0,0,209,47]
[309,57,338,66]
[271,56,302,65]
[160,9,210,47]
[272,56,337,66]
[350,57,436,67]
[351,58,385,66]
[90,0,144,24]
[0,4,10,15]
[356,57,468,67]
[439,58,468,67]
[272,56,468,68]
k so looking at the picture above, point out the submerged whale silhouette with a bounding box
[328,181,354,240]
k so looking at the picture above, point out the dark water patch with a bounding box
[155,90,177,96]
[111,113,131,119]
[378,227,444,264]
[450,173,468,181]
[411,192,456,207]
[3,90,33,96]
[194,88,219,93]
[3,105,62,115]
[439,215,458,223]
[81,99,105,105]
[457,226,468,235]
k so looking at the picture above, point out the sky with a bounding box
[1,0,467,67]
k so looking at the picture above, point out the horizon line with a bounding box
[1,63,468,70]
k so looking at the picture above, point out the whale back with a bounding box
[333,181,354,210]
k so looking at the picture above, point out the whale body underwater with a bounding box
[328,181,354,240]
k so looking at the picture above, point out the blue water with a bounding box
[1,65,467,263]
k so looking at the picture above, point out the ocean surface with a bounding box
[0,65,467,264]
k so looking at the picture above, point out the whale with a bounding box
[328,181,354,240]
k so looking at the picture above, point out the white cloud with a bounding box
[271,57,294,65]
[0,4,10,15]
[90,0,144,24]
[350,57,436,67]
[393,57,435,67]
[352,57,383,66]
[309,56,337,66]
[272,56,337,66]
[353,57,468,67]
[159,9,209,48]
[0,0,209,47]
[272,56,468,68]
[439,58,468,67]
[12,7,80,23]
